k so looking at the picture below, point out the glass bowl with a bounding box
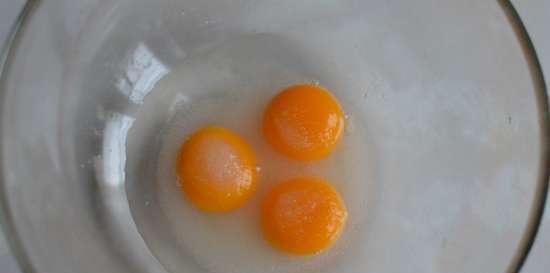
[0,1,547,273]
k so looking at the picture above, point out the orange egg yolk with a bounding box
[261,177,348,255]
[176,126,257,212]
[263,84,345,161]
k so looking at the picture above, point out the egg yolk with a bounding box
[176,126,257,212]
[261,177,348,255]
[263,84,344,160]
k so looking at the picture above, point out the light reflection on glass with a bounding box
[94,112,165,273]
[96,112,135,187]
[116,43,169,104]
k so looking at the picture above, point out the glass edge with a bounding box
[0,1,41,273]
[498,1,550,273]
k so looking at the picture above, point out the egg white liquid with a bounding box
[150,33,376,273]
[122,1,541,272]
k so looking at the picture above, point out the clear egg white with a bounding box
[152,34,374,273]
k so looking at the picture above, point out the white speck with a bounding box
[344,114,350,120]
[145,201,150,206]
[169,93,190,112]
[311,80,320,86]
[180,10,185,16]
[256,166,262,172]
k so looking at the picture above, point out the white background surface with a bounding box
[0,0,548,272]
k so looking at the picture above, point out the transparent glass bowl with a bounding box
[0,1,547,273]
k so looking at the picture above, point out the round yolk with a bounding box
[176,126,257,212]
[260,177,348,255]
[263,84,345,160]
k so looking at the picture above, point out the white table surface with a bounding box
[0,0,548,272]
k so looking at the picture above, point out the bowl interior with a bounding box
[0,1,546,273]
